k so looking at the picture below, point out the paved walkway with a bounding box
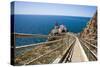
[53,33,89,63]
[71,36,88,62]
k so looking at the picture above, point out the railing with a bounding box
[14,33,76,65]
[14,33,66,57]
[58,39,75,63]
[79,38,97,61]
[25,40,64,65]
[14,33,63,38]
[83,38,97,46]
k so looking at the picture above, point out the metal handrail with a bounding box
[24,42,64,65]
[80,39,97,60]
[58,39,76,63]
[13,33,65,38]
[24,37,76,65]
[81,38,97,49]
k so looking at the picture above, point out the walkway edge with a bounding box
[76,37,89,61]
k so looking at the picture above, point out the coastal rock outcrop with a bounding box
[80,11,97,45]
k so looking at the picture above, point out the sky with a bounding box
[12,1,97,17]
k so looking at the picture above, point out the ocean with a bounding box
[13,15,91,46]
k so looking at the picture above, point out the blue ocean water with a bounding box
[13,15,91,46]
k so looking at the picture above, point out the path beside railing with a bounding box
[14,32,97,65]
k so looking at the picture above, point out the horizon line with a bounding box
[11,14,92,18]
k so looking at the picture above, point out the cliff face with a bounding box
[80,11,97,45]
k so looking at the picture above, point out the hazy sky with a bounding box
[12,1,97,17]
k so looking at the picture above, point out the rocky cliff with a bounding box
[80,11,97,45]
